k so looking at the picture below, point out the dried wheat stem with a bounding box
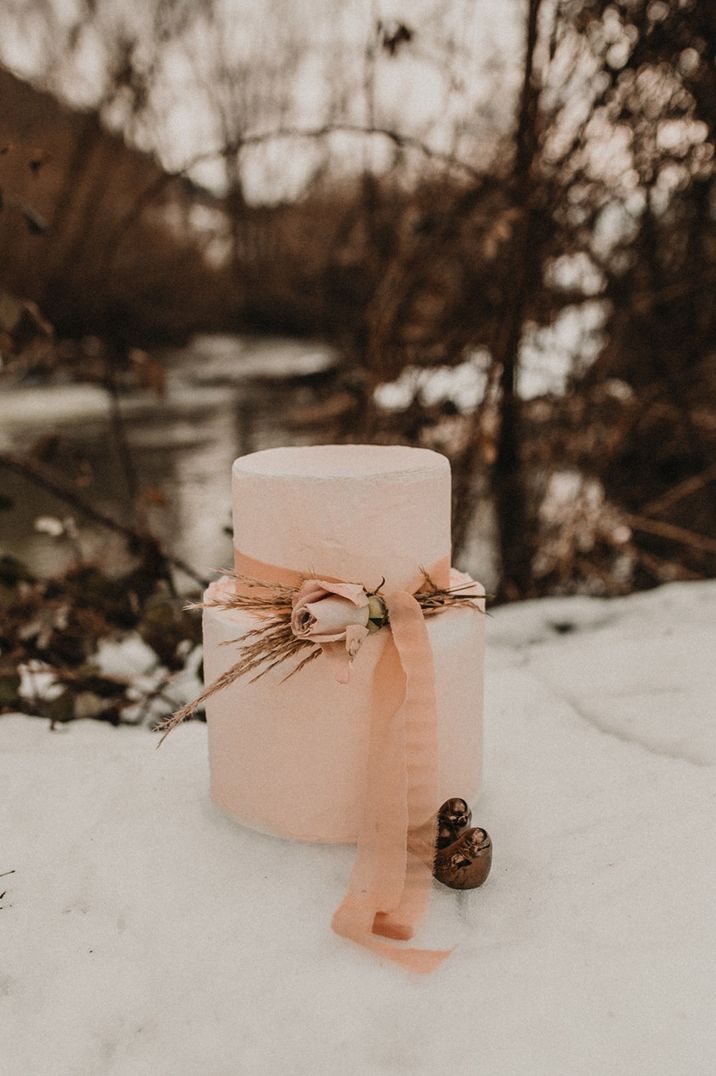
[158,568,487,745]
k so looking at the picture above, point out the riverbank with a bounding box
[0,334,341,581]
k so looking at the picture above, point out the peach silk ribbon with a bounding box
[233,548,454,973]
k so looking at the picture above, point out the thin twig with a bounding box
[0,451,208,587]
[625,513,716,556]
[103,356,140,511]
[168,124,482,186]
[157,568,488,743]
[640,464,716,519]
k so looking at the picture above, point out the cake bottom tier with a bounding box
[202,577,485,844]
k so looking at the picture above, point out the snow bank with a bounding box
[2,581,715,1076]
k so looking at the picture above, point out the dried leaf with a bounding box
[0,292,23,333]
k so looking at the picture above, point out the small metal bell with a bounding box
[433,798,492,890]
[436,797,472,849]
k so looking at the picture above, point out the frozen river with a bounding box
[0,332,504,589]
[0,335,341,585]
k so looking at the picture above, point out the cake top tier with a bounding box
[232,444,451,590]
[235,443,443,479]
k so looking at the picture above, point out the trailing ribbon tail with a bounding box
[330,589,452,973]
[228,547,456,971]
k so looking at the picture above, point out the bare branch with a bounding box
[0,452,207,587]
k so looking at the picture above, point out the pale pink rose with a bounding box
[291,579,370,682]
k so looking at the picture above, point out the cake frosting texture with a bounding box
[204,444,484,843]
[232,444,451,591]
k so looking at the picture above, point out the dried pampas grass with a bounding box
[156,569,485,746]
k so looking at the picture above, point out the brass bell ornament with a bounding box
[433,798,492,890]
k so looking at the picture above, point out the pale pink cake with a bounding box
[203,444,484,843]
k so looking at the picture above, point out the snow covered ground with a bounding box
[2,581,715,1076]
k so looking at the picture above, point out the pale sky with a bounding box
[0,0,604,393]
[1,0,526,200]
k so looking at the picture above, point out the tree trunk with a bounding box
[490,0,542,601]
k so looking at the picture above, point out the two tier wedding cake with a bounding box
[203,444,484,840]
[186,443,485,970]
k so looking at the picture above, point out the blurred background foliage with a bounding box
[0,0,714,724]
